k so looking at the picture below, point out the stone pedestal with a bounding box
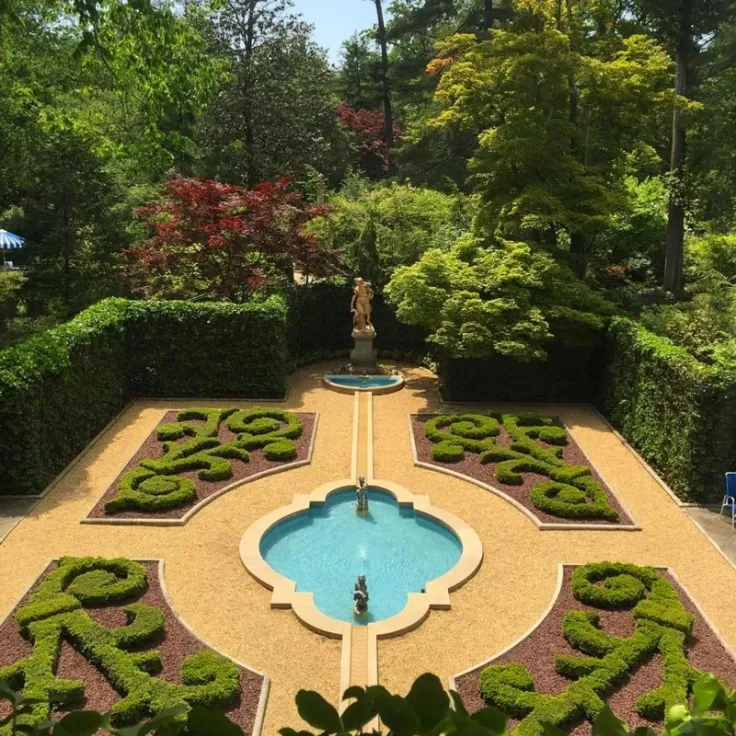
[350,330,377,371]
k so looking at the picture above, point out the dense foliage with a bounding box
[421,412,619,521]
[0,298,289,495]
[603,317,736,502]
[106,408,303,514]
[126,176,338,301]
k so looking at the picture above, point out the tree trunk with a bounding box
[373,0,395,175]
[663,0,692,299]
[243,2,257,186]
[564,0,586,278]
[484,0,494,29]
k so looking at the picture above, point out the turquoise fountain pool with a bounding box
[323,374,404,392]
[259,488,462,625]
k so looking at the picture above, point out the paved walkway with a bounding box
[684,506,736,566]
[1,363,735,735]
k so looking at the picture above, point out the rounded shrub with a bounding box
[263,439,298,461]
[432,441,465,463]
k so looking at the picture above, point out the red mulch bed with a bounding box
[87,412,316,521]
[411,415,632,526]
[454,566,736,735]
[0,561,264,733]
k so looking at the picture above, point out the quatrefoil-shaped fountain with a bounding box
[239,479,483,637]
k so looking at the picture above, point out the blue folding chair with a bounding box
[721,473,736,528]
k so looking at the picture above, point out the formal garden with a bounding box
[2,0,736,735]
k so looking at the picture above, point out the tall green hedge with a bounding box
[286,283,426,364]
[0,298,288,495]
[126,300,288,398]
[440,342,605,403]
[602,317,736,503]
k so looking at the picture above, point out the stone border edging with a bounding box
[447,562,736,695]
[0,557,270,736]
[322,375,405,395]
[408,416,641,532]
[157,558,270,736]
[80,413,320,527]
[239,479,484,639]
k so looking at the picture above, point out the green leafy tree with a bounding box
[426,2,673,276]
[200,3,346,186]
[311,183,474,286]
[385,235,612,360]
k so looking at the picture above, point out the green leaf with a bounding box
[592,706,629,736]
[342,686,367,702]
[54,711,103,736]
[375,694,421,736]
[295,690,343,734]
[187,706,244,736]
[365,685,392,704]
[540,722,569,736]
[470,706,507,735]
[0,683,21,705]
[405,673,451,733]
[341,698,376,733]
[693,676,726,715]
[450,691,469,717]
[278,729,315,736]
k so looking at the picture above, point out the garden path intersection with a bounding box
[1,363,736,735]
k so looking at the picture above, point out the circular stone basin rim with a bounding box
[323,374,405,394]
[240,478,483,637]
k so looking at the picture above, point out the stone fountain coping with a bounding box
[322,374,406,395]
[238,478,484,642]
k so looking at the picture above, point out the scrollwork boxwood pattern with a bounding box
[105,407,304,514]
[478,563,702,736]
[423,412,618,521]
[0,557,240,733]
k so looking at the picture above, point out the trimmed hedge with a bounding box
[0,298,289,495]
[423,412,618,521]
[602,317,736,503]
[1,557,241,731]
[441,341,605,403]
[478,562,698,735]
[286,283,427,364]
[105,408,303,514]
[126,299,288,399]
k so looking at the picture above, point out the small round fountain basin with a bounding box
[259,488,462,624]
[323,374,404,394]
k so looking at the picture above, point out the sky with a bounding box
[291,0,386,64]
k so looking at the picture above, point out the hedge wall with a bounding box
[126,300,288,399]
[286,283,426,364]
[601,317,736,503]
[440,342,605,403]
[0,298,288,495]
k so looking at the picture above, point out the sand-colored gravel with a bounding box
[1,361,735,735]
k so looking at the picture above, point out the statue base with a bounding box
[353,605,368,618]
[350,330,377,371]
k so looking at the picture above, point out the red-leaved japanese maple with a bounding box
[125,176,339,302]
[336,102,402,173]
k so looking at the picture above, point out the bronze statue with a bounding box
[351,278,375,333]
[353,574,369,616]
[356,476,369,514]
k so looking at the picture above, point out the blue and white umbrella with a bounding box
[0,229,25,267]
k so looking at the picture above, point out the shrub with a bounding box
[432,441,465,463]
[263,439,298,461]
[425,412,618,522]
[2,557,242,733]
[105,408,303,514]
[479,563,698,735]
[602,317,736,502]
